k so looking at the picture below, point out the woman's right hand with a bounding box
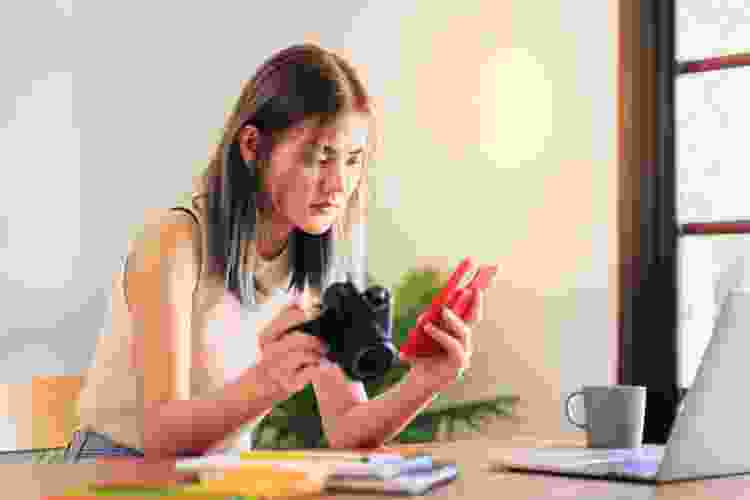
[254,297,329,400]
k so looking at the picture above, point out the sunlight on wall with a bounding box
[360,0,616,437]
[477,47,555,168]
[367,0,606,297]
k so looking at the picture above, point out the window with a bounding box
[675,2,750,390]
[620,0,750,443]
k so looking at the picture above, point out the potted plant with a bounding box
[253,266,519,449]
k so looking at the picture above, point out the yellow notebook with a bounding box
[185,465,326,498]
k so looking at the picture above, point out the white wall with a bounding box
[364,0,617,436]
[0,0,617,442]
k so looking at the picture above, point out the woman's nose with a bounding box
[322,159,347,193]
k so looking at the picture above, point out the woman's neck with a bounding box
[255,212,292,261]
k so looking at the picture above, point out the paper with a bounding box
[326,461,459,496]
[176,453,434,480]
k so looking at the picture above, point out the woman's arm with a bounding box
[312,362,438,449]
[313,289,481,449]
[142,363,281,457]
[130,211,283,458]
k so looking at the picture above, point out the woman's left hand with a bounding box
[401,287,484,393]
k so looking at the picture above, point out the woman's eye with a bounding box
[304,155,361,168]
[303,154,324,167]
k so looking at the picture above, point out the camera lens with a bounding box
[364,286,389,308]
[351,343,397,381]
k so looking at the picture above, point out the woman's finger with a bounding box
[283,350,325,374]
[424,322,464,359]
[444,301,474,357]
[465,288,483,326]
[258,305,308,346]
[269,353,324,393]
[262,338,327,365]
[259,303,310,345]
[288,362,325,392]
[278,331,328,355]
[285,355,331,392]
[440,307,471,344]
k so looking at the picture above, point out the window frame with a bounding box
[619,0,750,444]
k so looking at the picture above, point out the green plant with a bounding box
[253,267,519,449]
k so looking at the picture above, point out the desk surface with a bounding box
[13,435,750,500]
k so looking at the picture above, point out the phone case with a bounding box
[452,264,498,318]
[399,260,497,357]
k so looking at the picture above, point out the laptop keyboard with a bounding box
[499,445,666,477]
[498,445,665,480]
[522,445,665,462]
[581,457,661,478]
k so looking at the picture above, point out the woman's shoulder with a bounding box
[120,207,203,322]
[141,205,199,242]
[128,206,202,277]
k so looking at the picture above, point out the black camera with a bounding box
[291,279,397,382]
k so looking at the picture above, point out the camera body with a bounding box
[295,280,397,382]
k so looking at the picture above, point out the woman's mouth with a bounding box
[311,203,337,214]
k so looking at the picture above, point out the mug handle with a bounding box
[565,391,587,430]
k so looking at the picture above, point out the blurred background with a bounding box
[1,0,618,450]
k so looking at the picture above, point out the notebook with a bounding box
[326,461,458,495]
[490,289,750,483]
[176,450,436,479]
[61,453,457,498]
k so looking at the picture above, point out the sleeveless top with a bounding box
[74,194,349,454]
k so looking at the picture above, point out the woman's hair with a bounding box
[194,43,377,306]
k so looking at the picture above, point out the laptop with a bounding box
[491,288,750,483]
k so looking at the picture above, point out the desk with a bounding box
[15,435,750,500]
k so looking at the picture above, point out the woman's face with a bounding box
[244,111,369,235]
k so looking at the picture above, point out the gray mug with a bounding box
[565,385,647,448]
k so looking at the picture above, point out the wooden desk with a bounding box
[14,435,750,499]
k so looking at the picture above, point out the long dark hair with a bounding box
[195,44,377,306]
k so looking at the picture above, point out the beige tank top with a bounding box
[75,194,328,454]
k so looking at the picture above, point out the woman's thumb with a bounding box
[259,295,308,343]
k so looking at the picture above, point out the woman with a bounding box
[67,43,486,463]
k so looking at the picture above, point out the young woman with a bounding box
[67,43,486,463]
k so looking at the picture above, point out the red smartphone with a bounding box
[400,257,474,358]
[400,259,498,358]
[415,257,475,330]
[451,264,499,319]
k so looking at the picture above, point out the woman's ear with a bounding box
[238,124,260,163]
